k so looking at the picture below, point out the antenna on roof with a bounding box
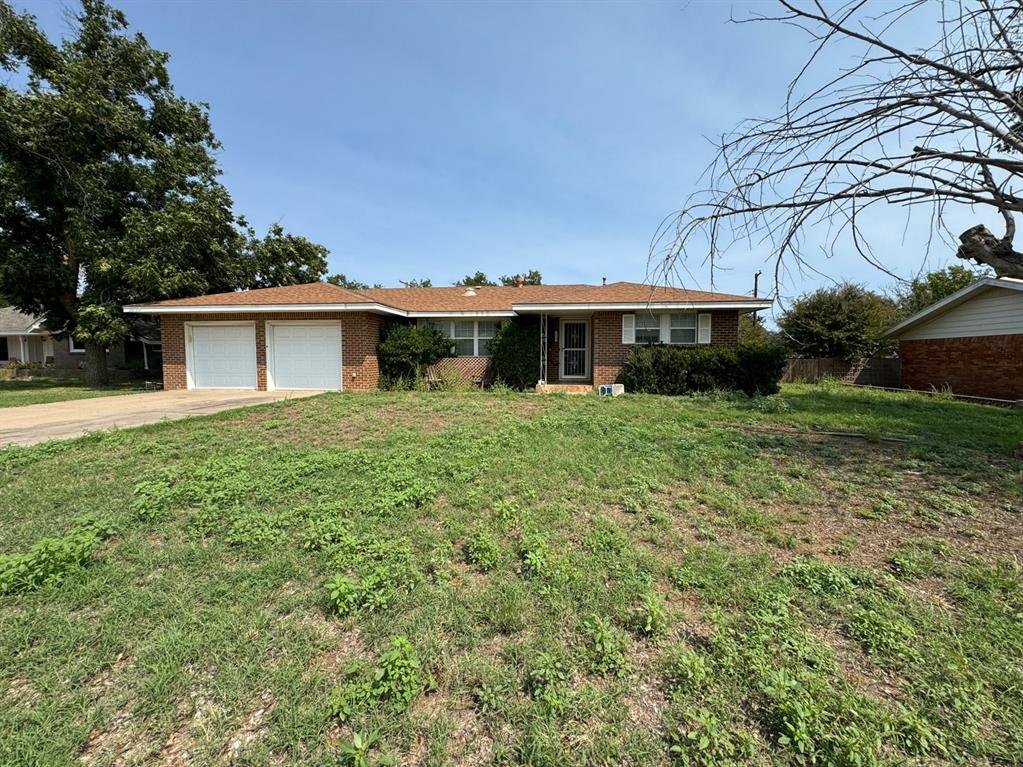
[753,270,762,298]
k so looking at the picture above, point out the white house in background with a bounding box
[0,307,56,365]
[0,306,162,373]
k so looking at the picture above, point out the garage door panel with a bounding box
[189,325,257,389]
[270,324,341,391]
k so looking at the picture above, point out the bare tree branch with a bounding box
[657,0,1023,291]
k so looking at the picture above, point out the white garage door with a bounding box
[268,323,342,391]
[188,324,257,389]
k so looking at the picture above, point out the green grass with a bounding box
[0,378,138,407]
[1,384,1021,766]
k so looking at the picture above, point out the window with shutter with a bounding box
[697,313,712,344]
[622,314,635,344]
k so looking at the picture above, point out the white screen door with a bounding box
[561,320,588,379]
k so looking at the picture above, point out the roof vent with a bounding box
[463,287,477,297]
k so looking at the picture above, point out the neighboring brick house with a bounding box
[124,281,770,392]
[882,277,1023,401]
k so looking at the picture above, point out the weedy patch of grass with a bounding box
[890,537,953,579]
[330,635,434,721]
[1,386,1021,765]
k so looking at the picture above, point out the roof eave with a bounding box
[881,277,1023,338]
[122,302,406,316]
[510,300,772,312]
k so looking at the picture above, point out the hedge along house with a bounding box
[123,281,771,392]
[882,276,1023,402]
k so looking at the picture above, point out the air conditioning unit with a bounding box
[599,384,624,397]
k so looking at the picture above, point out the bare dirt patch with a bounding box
[79,707,155,767]
[219,689,275,764]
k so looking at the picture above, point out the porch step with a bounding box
[535,383,593,395]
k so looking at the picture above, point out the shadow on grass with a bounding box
[775,385,1023,454]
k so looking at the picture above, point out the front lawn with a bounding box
[1,385,1021,766]
[0,377,137,408]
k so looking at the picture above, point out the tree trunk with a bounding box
[84,343,110,388]
[956,225,1023,279]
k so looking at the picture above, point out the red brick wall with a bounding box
[899,335,1023,401]
[592,312,632,387]
[590,310,741,387]
[159,312,382,392]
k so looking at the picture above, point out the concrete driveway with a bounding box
[0,389,321,447]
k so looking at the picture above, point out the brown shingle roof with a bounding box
[127,281,762,313]
[358,282,754,312]
[133,282,374,308]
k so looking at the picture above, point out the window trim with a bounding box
[69,336,86,354]
[624,312,710,346]
[421,318,502,357]
[669,313,698,345]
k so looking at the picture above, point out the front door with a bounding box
[560,320,589,379]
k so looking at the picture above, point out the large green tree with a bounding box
[0,1,326,384]
[499,270,542,286]
[244,223,327,289]
[456,271,497,287]
[895,265,989,318]
[778,284,898,361]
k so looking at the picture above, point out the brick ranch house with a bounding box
[123,281,771,392]
[882,276,1023,401]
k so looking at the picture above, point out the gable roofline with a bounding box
[881,276,1023,339]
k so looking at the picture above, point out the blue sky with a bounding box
[18,1,990,304]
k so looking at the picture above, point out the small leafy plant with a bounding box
[465,528,501,572]
[668,707,754,767]
[846,606,919,665]
[581,614,631,677]
[630,591,669,637]
[519,531,550,580]
[338,731,395,767]
[661,643,709,699]
[331,636,433,721]
[526,651,571,714]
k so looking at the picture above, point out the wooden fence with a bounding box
[782,357,901,388]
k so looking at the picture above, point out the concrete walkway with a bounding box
[0,389,321,447]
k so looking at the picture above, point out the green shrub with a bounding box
[488,316,540,390]
[338,731,394,767]
[519,531,550,580]
[759,668,885,766]
[618,343,787,396]
[377,323,449,388]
